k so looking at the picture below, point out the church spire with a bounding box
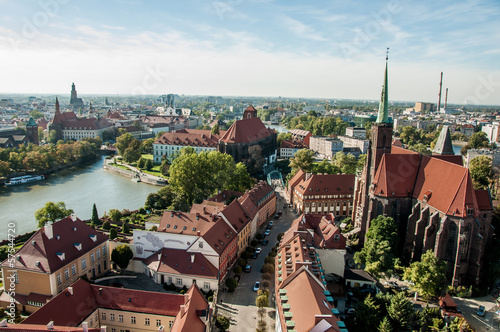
[55,97,60,114]
[376,48,390,124]
[433,125,455,155]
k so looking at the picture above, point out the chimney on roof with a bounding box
[99,288,103,295]
[180,304,186,316]
[191,254,195,263]
[100,327,107,332]
[158,252,162,261]
[71,214,77,221]
[68,287,73,295]
[314,314,332,325]
[47,321,54,330]
[44,223,54,240]
[197,231,201,236]
[82,322,88,332]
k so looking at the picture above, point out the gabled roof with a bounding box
[171,285,209,332]
[237,193,258,219]
[158,211,217,236]
[1,216,108,274]
[207,190,243,203]
[154,130,223,148]
[281,139,308,149]
[219,199,251,232]
[201,218,238,255]
[219,117,273,144]
[144,248,218,280]
[190,200,225,216]
[246,181,275,207]
[295,173,355,196]
[22,279,188,326]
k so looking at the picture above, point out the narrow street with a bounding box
[217,186,297,331]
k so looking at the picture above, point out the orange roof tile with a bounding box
[219,117,273,144]
[144,248,218,279]
[171,284,210,332]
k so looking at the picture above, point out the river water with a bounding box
[0,156,159,240]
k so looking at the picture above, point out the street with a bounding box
[453,296,500,332]
[217,186,297,331]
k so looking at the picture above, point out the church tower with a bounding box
[432,125,454,155]
[243,105,258,119]
[25,117,39,145]
[369,52,393,180]
[71,82,77,100]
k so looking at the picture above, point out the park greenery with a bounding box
[354,215,399,278]
[469,155,492,189]
[403,250,448,300]
[284,114,349,136]
[0,137,102,177]
[111,244,134,271]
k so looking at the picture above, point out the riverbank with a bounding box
[103,158,167,187]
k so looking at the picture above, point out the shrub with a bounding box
[137,158,145,169]
[241,251,251,260]
[226,278,238,292]
[233,266,242,274]
[277,232,284,241]
[238,259,247,268]
[261,263,274,274]
[262,280,270,288]
[109,228,117,239]
[251,239,259,247]
[262,272,272,280]
[102,221,111,230]
[149,225,158,231]
[256,233,263,240]
[215,315,230,331]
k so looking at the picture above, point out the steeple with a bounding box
[433,125,455,155]
[55,97,60,114]
[376,49,390,124]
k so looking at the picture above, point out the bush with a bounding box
[233,266,242,274]
[238,259,247,268]
[256,233,263,240]
[241,251,251,260]
[262,272,272,280]
[145,159,153,171]
[261,263,274,274]
[102,221,111,230]
[137,158,145,169]
[226,278,238,292]
[246,246,255,253]
[109,228,117,239]
[208,296,213,302]
[149,226,158,231]
[277,232,284,241]
[251,239,259,247]
[122,222,130,234]
[215,315,230,332]
[264,256,275,265]
[262,280,270,288]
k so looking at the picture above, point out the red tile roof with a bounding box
[294,173,355,197]
[22,279,187,326]
[475,189,492,210]
[0,324,99,332]
[246,181,276,207]
[219,117,273,144]
[201,218,238,256]
[171,284,210,332]
[52,111,112,130]
[220,199,251,232]
[207,190,243,203]
[190,200,225,216]
[158,211,217,236]
[144,248,218,279]
[280,139,308,149]
[155,130,224,148]
[1,216,108,274]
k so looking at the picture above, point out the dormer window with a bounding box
[74,243,82,251]
[56,252,66,261]
[89,234,97,242]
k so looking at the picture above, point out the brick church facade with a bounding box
[352,58,493,286]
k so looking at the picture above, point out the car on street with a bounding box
[255,247,262,254]
[245,265,252,272]
[253,281,260,292]
[278,210,282,215]
[275,214,279,219]
[262,239,269,246]
[252,252,258,259]
[347,308,356,314]
[477,305,486,317]
[264,229,271,237]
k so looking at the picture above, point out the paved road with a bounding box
[454,296,500,331]
[217,186,297,331]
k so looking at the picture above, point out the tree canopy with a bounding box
[469,155,492,189]
[289,148,315,174]
[354,215,399,278]
[403,250,447,299]
[111,244,133,270]
[468,131,489,149]
[35,201,74,228]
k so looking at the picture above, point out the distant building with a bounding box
[337,135,370,154]
[309,136,343,159]
[69,83,84,111]
[289,128,312,146]
[466,149,500,168]
[461,124,475,137]
[345,127,366,139]
[279,139,308,159]
[482,123,500,142]
[414,102,435,113]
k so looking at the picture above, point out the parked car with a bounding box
[274,214,279,219]
[477,305,486,317]
[255,247,262,254]
[252,252,258,259]
[278,210,282,215]
[360,288,376,293]
[245,265,252,272]
[262,239,269,246]
[253,281,261,292]
[269,221,274,228]
[264,229,271,237]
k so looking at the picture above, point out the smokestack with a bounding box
[82,322,88,332]
[437,72,443,112]
[47,321,54,330]
[444,88,448,110]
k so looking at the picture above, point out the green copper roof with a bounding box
[26,117,37,127]
[376,59,390,124]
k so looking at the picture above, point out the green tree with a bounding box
[211,122,220,135]
[111,244,133,271]
[145,158,153,171]
[354,215,399,278]
[468,131,489,149]
[289,148,314,173]
[256,294,269,308]
[108,209,122,223]
[387,292,413,330]
[215,315,230,332]
[332,151,358,174]
[160,158,170,176]
[102,221,111,230]
[354,294,381,332]
[277,132,293,147]
[225,277,238,292]
[122,139,141,163]
[35,201,74,228]
[91,203,100,226]
[48,130,57,144]
[137,157,146,169]
[469,155,492,189]
[38,127,45,143]
[0,160,10,177]
[378,316,393,332]
[115,133,134,155]
[403,250,447,299]
[109,227,118,239]
[30,110,44,119]
[122,222,130,234]
[141,138,154,153]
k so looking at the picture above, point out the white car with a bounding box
[255,247,262,254]
[253,282,260,292]
[264,229,271,237]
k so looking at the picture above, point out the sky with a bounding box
[0,0,499,105]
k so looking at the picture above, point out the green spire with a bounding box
[376,53,390,124]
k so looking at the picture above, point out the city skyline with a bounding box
[0,0,499,105]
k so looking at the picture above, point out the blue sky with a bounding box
[0,0,499,105]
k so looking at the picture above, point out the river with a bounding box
[0,156,159,240]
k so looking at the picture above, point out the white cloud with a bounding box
[279,15,327,42]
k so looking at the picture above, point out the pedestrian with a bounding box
[220,298,223,304]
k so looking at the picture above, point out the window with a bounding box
[118,314,123,322]
[199,242,203,248]
[64,268,69,280]
[71,264,76,275]
[102,245,107,255]
[95,313,98,322]
[101,313,106,320]
[156,319,162,327]
[110,314,115,321]
[96,249,100,259]
[145,318,150,326]
[81,258,87,269]
[131,316,136,324]
[334,234,340,242]
[204,282,210,289]
[89,318,93,326]
[91,253,95,263]
[111,329,115,332]
[168,277,172,284]
[169,321,174,328]
[56,274,62,285]
[177,278,183,286]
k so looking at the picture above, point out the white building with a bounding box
[309,136,343,159]
[337,135,370,154]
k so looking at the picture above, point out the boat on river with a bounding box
[5,175,45,186]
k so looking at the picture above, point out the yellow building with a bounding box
[21,279,210,332]
[0,216,109,313]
